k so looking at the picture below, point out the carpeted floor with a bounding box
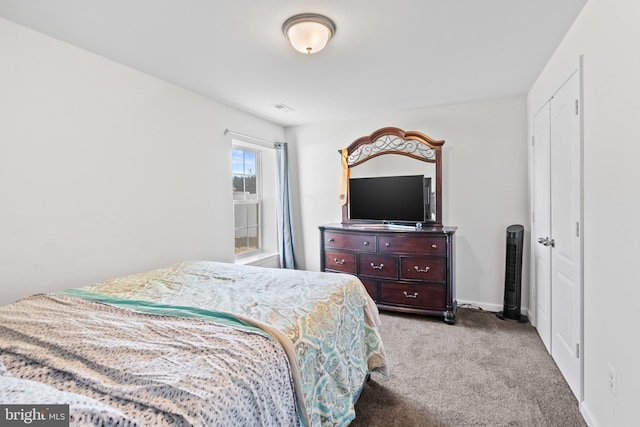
[352,308,587,427]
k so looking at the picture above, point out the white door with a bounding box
[532,69,582,400]
[532,103,552,353]
[549,70,582,400]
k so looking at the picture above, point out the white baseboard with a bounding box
[580,401,598,427]
[456,299,530,318]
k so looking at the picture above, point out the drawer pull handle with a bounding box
[363,241,370,246]
[404,291,418,299]
[431,244,437,249]
[370,263,384,270]
[385,242,390,247]
[414,266,431,273]
[328,238,335,243]
[333,258,346,265]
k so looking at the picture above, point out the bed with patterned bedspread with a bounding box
[0,261,388,426]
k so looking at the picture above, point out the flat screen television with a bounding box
[349,175,427,223]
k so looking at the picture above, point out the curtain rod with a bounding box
[224,129,283,149]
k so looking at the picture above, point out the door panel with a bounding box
[550,70,582,399]
[532,103,551,352]
[555,271,575,351]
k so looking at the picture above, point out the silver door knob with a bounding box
[537,237,555,247]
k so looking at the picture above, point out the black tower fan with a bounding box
[496,224,528,323]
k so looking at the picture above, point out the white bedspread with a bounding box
[79,261,389,426]
[0,294,299,427]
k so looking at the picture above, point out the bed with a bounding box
[0,261,388,426]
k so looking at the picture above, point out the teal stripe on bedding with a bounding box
[59,288,271,339]
[61,288,307,426]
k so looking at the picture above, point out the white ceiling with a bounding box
[0,0,587,127]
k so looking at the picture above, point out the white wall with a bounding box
[286,96,529,312]
[0,18,284,306]
[527,1,640,425]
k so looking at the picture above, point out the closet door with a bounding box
[549,70,582,400]
[532,68,582,400]
[532,103,552,353]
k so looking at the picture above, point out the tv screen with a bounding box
[349,175,425,223]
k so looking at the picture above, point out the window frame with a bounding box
[232,145,263,259]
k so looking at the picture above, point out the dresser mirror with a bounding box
[340,127,444,226]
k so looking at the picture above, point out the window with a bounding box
[232,147,261,257]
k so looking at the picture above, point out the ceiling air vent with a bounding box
[274,103,294,112]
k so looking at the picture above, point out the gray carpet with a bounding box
[352,308,586,427]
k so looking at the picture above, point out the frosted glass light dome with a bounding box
[283,14,336,54]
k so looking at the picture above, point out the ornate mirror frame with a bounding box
[340,126,445,226]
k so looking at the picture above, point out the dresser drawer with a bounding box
[358,277,378,301]
[400,256,446,281]
[324,231,376,252]
[359,254,397,279]
[379,281,446,310]
[320,224,456,323]
[379,235,446,255]
[324,250,356,274]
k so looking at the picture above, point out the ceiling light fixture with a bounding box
[282,13,336,54]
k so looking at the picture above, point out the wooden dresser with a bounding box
[320,223,457,324]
